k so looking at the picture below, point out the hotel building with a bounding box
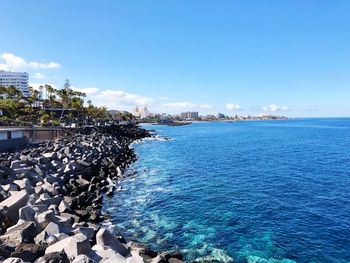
[0,70,30,97]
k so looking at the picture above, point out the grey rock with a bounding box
[71,254,96,263]
[10,243,45,262]
[42,152,57,159]
[0,190,29,223]
[101,253,127,263]
[149,255,167,263]
[0,221,37,247]
[35,210,57,228]
[3,258,25,263]
[168,258,184,263]
[64,233,92,260]
[34,229,58,245]
[44,222,72,236]
[58,200,70,213]
[0,165,15,176]
[95,228,129,257]
[2,184,19,192]
[13,178,33,193]
[18,206,36,221]
[34,251,69,263]
[72,227,95,239]
[45,236,73,254]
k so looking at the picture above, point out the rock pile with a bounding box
[0,124,183,263]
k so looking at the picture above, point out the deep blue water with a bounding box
[104,119,350,263]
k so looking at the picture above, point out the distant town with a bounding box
[132,106,287,123]
[0,69,287,127]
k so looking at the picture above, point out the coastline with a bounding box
[0,124,183,263]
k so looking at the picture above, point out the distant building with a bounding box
[217,113,225,119]
[0,70,30,97]
[132,106,149,118]
[181,111,199,119]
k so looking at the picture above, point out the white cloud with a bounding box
[73,87,153,110]
[29,61,60,69]
[0,53,61,71]
[262,104,289,112]
[226,103,241,111]
[162,102,213,110]
[72,87,100,96]
[33,72,46,79]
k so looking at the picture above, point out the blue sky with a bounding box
[0,0,349,117]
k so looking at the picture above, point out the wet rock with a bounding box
[149,255,167,263]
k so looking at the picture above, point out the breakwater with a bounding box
[0,124,183,263]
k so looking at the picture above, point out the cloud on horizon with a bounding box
[162,102,213,110]
[226,103,241,111]
[73,86,153,110]
[262,104,289,112]
[0,53,61,71]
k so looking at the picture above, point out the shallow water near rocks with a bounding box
[104,119,350,263]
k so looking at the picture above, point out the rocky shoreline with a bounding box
[0,124,184,263]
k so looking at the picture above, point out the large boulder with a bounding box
[34,229,58,246]
[10,243,46,262]
[72,227,95,239]
[13,179,33,194]
[71,254,97,263]
[92,245,123,261]
[64,233,92,260]
[0,190,29,223]
[3,258,26,263]
[35,210,57,228]
[95,228,129,257]
[18,206,36,222]
[45,236,73,254]
[0,221,37,247]
[34,251,69,263]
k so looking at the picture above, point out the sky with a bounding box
[0,0,349,117]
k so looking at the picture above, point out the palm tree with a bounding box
[6,86,22,99]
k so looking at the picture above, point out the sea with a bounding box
[103,118,350,263]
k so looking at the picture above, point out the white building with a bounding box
[0,70,30,97]
[132,106,149,118]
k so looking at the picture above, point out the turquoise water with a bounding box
[104,119,350,263]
